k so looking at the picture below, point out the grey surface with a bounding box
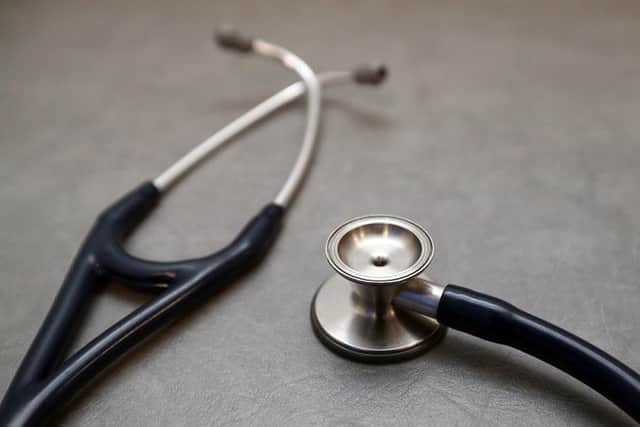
[1,0,639,425]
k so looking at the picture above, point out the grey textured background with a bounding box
[1,0,639,426]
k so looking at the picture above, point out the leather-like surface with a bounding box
[1,1,639,425]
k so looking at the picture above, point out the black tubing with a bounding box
[0,182,285,427]
[437,285,640,423]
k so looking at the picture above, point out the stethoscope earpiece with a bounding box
[311,215,446,363]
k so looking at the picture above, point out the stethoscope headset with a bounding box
[0,29,385,426]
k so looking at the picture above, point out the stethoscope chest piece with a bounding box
[311,215,446,363]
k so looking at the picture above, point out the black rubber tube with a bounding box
[436,285,640,423]
[0,182,285,427]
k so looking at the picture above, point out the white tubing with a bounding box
[153,66,347,196]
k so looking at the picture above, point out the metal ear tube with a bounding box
[311,215,640,423]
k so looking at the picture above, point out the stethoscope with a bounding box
[0,29,386,426]
[311,215,640,423]
[2,27,638,426]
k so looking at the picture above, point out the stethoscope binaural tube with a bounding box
[0,29,387,427]
[156,27,386,206]
[312,215,640,423]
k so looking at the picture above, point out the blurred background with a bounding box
[1,1,639,426]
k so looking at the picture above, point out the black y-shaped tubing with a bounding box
[436,285,640,423]
[0,183,284,426]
